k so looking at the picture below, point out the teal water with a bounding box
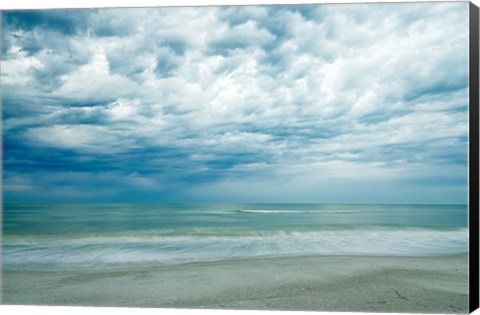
[2,203,468,270]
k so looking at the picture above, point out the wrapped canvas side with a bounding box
[470,1,480,313]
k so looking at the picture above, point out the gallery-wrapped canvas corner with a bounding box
[1,1,479,313]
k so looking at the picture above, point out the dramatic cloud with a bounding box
[1,2,469,203]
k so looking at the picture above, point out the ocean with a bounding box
[2,203,468,270]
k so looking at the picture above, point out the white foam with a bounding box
[236,209,355,214]
[3,228,468,270]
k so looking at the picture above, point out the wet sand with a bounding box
[1,254,468,313]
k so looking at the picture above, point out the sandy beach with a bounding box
[1,254,468,313]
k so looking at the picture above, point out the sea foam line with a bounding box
[3,228,468,269]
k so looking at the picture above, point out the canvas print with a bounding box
[1,1,476,313]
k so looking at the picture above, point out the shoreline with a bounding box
[2,254,469,313]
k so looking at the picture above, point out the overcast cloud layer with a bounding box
[1,2,469,203]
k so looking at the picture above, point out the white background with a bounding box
[0,0,479,315]
[0,0,479,9]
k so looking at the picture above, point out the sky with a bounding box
[1,2,470,204]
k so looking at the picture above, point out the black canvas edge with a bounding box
[470,1,480,313]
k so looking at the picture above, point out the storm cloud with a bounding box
[1,2,469,203]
